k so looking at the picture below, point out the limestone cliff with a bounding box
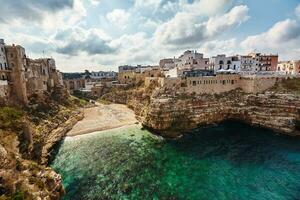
[133,91,300,137]
[0,93,84,199]
[102,79,300,138]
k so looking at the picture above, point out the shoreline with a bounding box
[65,123,141,141]
[67,103,138,137]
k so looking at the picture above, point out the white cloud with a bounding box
[241,19,300,60]
[154,5,249,47]
[89,0,101,6]
[296,4,300,18]
[106,9,131,29]
[183,0,233,16]
[199,39,238,57]
[133,0,163,11]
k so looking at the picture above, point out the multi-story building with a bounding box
[25,58,62,96]
[239,55,259,73]
[63,73,86,93]
[118,65,162,85]
[159,58,177,69]
[240,53,278,73]
[175,50,209,70]
[0,39,65,106]
[210,55,241,73]
[90,71,117,80]
[0,39,8,74]
[5,43,29,105]
[277,60,300,75]
[0,39,9,100]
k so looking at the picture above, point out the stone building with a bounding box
[175,50,209,71]
[5,44,28,105]
[0,39,65,106]
[118,66,162,85]
[63,73,86,94]
[159,58,178,69]
[277,60,300,75]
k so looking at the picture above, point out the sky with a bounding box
[0,0,299,72]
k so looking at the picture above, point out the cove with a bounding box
[51,122,300,200]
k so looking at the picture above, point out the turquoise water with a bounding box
[51,122,300,200]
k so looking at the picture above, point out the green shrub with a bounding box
[0,107,24,129]
[10,191,25,200]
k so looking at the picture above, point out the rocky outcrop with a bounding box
[40,111,84,165]
[102,84,300,138]
[0,132,64,200]
[0,95,85,199]
[130,90,300,138]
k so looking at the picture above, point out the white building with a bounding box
[210,55,241,74]
[277,60,300,75]
[0,39,8,76]
[175,50,209,70]
[239,55,259,74]
[90,71,117,79]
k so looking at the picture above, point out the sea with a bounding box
[51,121,300,200]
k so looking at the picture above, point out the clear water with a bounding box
[51,122,300,200]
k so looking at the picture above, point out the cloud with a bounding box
[199,39,238,56]
[106,9,131,28]
[0,0,74,23]
[56,28,116,56]
[154,5,249,47]
[90,0,101,6]
[241,19,300,59]
[296,4,300,18]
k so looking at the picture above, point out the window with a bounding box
[10,53,13,58]
[10,63,14,68]
[0,63,2,69]
[193,81,196,86]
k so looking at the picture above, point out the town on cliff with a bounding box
[1,38,299,107]
[0,39,300,199]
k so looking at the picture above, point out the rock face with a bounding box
[39,111,84,165]
[131,91,300,137]
[0,96,85,199]
[102,85,300,138]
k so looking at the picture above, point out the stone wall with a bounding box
[240,76,277,93]
[183,74,240,94]
[154,74,279,95]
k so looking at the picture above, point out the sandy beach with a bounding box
[67,103,138,136]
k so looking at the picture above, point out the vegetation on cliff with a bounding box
[0,91,86,200]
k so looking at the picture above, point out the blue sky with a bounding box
[0,0,299,72]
